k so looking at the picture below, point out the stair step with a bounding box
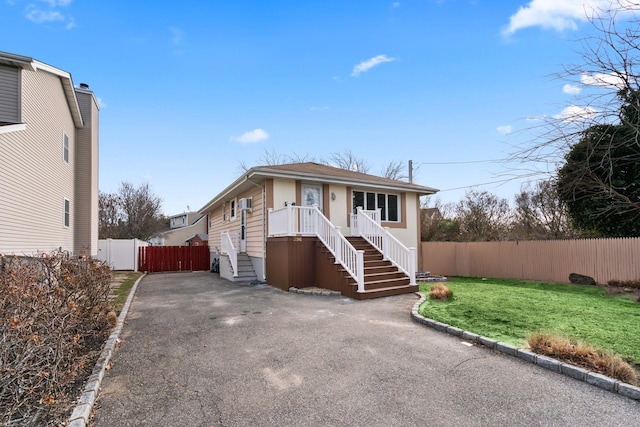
[356,284,419,300]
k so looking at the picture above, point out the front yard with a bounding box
[418,277,640,367]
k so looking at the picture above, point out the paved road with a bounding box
[91,272,639,427]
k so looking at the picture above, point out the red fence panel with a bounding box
[138,246,210,273]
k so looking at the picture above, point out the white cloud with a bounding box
[170,27,185,46]
[26,8,64,23]
[351,54,396,77]
[97,98,107,109]
[563,83,582,95]
[392,2,400,7]
[502,0,605,37]
[496,125,513,135]
[26,0,74,28]
[554,104,598,122]
[231,128,269,144]
[581,72,626,89]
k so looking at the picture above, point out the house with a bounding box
[148,212,208,246]
[0,51,99,256]
[199,162,438,299]
[186,233,209,247]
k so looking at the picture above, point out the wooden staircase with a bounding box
[328,236,418,300]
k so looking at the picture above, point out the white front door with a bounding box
[301,184,322,234]
[240,209,247,252]
[302,184,322,210]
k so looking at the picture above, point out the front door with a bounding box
[301,184,322,234]
[240,209,247,252]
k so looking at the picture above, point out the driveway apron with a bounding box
[91,272,639,427]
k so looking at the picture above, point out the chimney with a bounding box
[79,83,89,89]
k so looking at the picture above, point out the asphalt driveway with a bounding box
[91,272,639,427]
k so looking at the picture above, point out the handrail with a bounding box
[220,231,238,277]
[268,206,365,292]
[356,207,416,285]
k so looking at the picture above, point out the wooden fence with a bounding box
[421,238,640,284]
[138,245,210,273]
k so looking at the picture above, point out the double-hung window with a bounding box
[63,132,69,163]
[352,190,400,222]
[64,198,70,227]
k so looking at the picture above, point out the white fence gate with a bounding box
[97,239,148,271]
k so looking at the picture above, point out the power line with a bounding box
[437,173,548,193]
[416,159,508,165]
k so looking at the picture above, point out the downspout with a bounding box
[247,177,266,280]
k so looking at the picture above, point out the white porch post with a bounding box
[334,226,342,264]
[382,227,390,261]
[409,247,416,285]
[356,250,365,293]
[287,204,293,235]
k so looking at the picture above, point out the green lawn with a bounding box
[111,271,143,314]
[418,277,640,366]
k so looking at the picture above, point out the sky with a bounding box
[1,0,630,215]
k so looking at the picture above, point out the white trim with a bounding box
[230,198,237,221]
[0,123,26,135]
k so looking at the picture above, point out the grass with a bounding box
[418,277,640,367]
[110,271,143,314]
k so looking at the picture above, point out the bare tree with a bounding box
[455,190,511,241]
[511,2,640,234]
[380,160,408,181]
[98,191,122,239]
[325,149,370,173]
[99,182,167,240]
[511,180,582,240]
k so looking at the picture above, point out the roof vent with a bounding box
[79,83,89,89]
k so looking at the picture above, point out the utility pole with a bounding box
[408,159,413,183]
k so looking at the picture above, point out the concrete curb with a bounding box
[289,287,342,297]
[66,274,146,427]
[411,292,640,402]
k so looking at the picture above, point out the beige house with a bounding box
[149,213,208,246]
[0,51,99,256]
[199,162,438,299]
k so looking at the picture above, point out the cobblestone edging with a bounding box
[289,287,342,297]
[66,274,147,427]
[411,292,640,402]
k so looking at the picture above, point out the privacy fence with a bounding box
[421,238,640,284]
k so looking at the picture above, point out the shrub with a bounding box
[607,279,640,289]
[0,251,114,426]
[528,333,638,385]
[429,283,454,301]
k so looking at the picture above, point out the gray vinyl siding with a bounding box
[74,90,99,255]
[0,67,76,254]
[0,64,20,123]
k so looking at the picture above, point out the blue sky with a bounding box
[1,0,624,214]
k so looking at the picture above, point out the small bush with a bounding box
[607,279,640,289]
[528,333,638,385]
[429,283,454,301]
[0,251,113,426]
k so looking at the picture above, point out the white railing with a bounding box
[220,231,238,277]
[349,208,381,235]
[268,205,365,292]
[355,207,416,285]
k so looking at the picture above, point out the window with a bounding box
[352,190,400,222]
[230,199,236,220]
[63,132,69,163]
[64,198,70,227]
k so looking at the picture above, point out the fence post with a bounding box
[287,204,293,235]
[382,227,390,261]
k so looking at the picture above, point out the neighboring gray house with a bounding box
[0,51,99,256]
